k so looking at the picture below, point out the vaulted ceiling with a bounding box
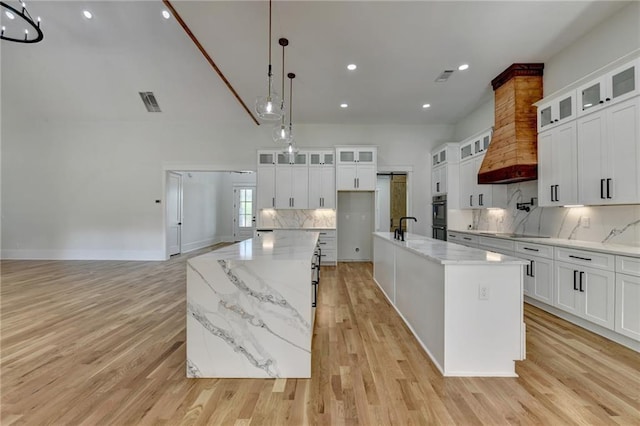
[1,1,630,126]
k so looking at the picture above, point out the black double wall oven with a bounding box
[432,194,447,241]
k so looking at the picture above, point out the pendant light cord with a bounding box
[280,42,286,123]
[267,0,272,96]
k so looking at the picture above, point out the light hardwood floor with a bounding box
[2,248,639,425]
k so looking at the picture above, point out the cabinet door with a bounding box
[530,256,554,305]
[615,273,640,341]
[257,166,276,209]
[356,149,376,164]
[607,61,637,104]
[320,166,336,208]
[539,123,577,206]
[577,111,607,205]
[356,165,376,190]
[308,167,323,209]
[578,76,606,116]
[336,164,357,190]
[432,166,445,195]
[290,167,309,209]
[459,159,475,208]
[274,167,292,208]
[337,149,356,164]
[607,97,640,204]
[582,266,615,330]
[475,155,491,207]
[554,262,581,316]
[537,131,554,206]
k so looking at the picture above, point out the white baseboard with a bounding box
[1,249,165,261]
[182,237,221,253]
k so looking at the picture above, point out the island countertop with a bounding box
[191,231,319,262]
[373,232,527,265]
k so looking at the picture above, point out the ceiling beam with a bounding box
[163,0,260,126]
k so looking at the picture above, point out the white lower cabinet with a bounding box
[316,230,336,265]
[615,273,640,341]
[554,261,615,330]
[515,242,555,305]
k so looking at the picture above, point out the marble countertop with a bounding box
[374,232,527,265]
[449,230,640,258]
[191,232,319,262]
[256,227,336,231]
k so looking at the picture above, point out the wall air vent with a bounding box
[435,70,454,83]
[139,91,162,112]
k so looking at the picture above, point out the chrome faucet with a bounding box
[394,216,417,241]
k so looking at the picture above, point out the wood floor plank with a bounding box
[2,251,639,425]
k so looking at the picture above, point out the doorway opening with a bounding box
[376,172,409,233]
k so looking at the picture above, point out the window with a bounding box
[238,189,253,228]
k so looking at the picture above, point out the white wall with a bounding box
[338,192,375,261]
[180,172,225,253]
[1,119,451,259]
[376,175,391,232]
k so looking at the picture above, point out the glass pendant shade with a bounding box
[272,122,293,144]
[255,87,283,121]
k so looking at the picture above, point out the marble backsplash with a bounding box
[469,181,640,246]
[258,209,336,229]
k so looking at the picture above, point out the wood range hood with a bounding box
[478,63,544,184]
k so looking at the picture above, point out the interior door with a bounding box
[389,174,407,231]
[166,172,182,256]
[234,186,256,241]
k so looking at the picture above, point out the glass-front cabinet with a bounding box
[537,91,577,132]
[577,58,638,116]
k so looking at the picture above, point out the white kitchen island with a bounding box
[187,231,318,378]
[373,232,528,377]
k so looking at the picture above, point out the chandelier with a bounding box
[0,1,43,43]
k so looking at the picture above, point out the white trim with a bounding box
[182,237,222,254]
[1,249,165,261]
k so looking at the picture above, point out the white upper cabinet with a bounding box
[577,58,638,116]
[537,122,578,207]
[577,96,640,205]
[459,153,507,209]
[336,147,377,191]
[308,150,336,209]
[537,91,577,132]
[430,143,459,197]
[257,150,277,209]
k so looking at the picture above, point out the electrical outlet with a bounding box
[582,217,590,228]
[478,284,490,301]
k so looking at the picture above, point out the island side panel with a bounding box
[395,247,445,373]
[373,236,396,304]
[187,257,312,378]
[444,264,524,377]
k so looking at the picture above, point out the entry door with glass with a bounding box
[234,186,256,241]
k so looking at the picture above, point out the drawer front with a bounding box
[616,256,640,277]
[479,236,515,253]
[318,230,336,239]
[555,247,615,271]
[515,242,554,259]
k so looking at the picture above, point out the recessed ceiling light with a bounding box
[347,64,357,71]
[83,10,93,19]
[340,103,348,108]
[162,10,171,19]
[5,10,15,19]
[458,64,469,71]
[422,104,431,109]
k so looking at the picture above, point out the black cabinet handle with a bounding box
[463,237,472,241]
[605,98,611,102]
[600,179,605,199]
[523,247,539,252]
[525,263,530,277]
[579,271,585,292]
[569,255,592,262]
[555,185,559,202]
[599,100,604,104]
[178,222,182,225]
[436,182,440,192]
[573,270,578,291]
[550,185,555,202]
[606,179,612,199]
[479,193,484,206]
[470,195,473,206]
[530,260,535,278]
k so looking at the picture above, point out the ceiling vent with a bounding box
[139,92,162,112]
[435,70,454,83]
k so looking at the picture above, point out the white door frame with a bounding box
[232,185,257,241]
[166,171,183,257]
[376,165,414,233]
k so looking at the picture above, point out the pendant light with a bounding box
[272,38,293,144]
[284,72,299,161]
[255,0,283,121]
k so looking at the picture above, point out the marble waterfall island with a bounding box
[187,232,318,378]
[373,232,527,377]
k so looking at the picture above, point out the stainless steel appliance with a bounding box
[432,195,447,241]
